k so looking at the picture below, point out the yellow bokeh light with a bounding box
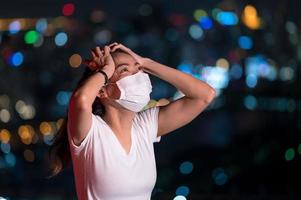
[242,5,262,30]
[18,125,31,139]
[216,58,229,70]
[18,125,35,145]
[69,54,82,68]
[0,129,11,143]
[40,121,53,135]
[245,5,257,16]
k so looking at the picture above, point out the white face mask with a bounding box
[112,70,152,112]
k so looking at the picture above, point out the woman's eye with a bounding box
[120,67,128,73]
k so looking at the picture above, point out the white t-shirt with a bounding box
[67,106,161,200]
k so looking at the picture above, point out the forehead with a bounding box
[113,52,136,65]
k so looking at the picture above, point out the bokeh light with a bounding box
[0,109,10,123]
[9,20,21,34]
[36,18,48,33]
[175,185,190,197]
[173,195,186,200]
[212,167,228,185]
[285,148,295,161]
[24,30,39,44]
[0,129,11,143]
[62,3,75,16]
[242,5,262,30]
[179,161,194,174]
[69,54,82,68]
[238,36,253,50]
[18,125,35,145]
[55,32,68,46]
[9,51,23,67]
[216,11,238,26]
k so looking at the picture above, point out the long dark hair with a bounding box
[47,48,127,178]
[46,67,105,178]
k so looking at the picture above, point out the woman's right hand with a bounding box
[82,45,116,78]
[99,46,116,78]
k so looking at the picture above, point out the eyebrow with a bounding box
[116,63,129,69]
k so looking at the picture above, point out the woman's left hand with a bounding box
[110,43,148,68]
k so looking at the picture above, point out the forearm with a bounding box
[142,58,216,103]
[72,70,108,106]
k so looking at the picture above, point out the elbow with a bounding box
[190,86,216,105]
[70,92,92,110]
[204,87,216,104]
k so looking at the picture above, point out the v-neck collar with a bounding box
[97,115,136,157]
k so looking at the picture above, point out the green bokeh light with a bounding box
[285,148,295,161]
[24,30,39,44]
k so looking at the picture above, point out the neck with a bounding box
[102,106,136,136]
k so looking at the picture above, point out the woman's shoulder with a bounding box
[136,105,160,123]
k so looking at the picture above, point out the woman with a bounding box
[48,42,216,200]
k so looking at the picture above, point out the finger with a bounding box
[104,45,110,55]
[96,46,102,57]
[109,45,118,52]
[91,50,97,58]
[111,44,122,52]
[91,49,100,59]
[109,42,119,48]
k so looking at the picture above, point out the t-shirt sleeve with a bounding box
[67,112,97,156]
[139,106,161,143]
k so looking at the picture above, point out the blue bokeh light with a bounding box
[9,20,21,34]
[4,152,16,167]
[238,36,253,49]
[36,18,48,33]
[199,16,213,30]
[1,143,11,154]
[55,32,68,46]
[216,11,238,25]
[175,185,190,197]
[212,167,228,185]
[229,64,243,79]
[10,52,24,67]
[56,91,72,105]
[244,95,257,110]
[179,161,194,174]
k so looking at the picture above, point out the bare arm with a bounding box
[68,72,107,146]
[141,58,216,137]
[68,45,115,146]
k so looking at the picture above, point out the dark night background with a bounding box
[0,0,301,199]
